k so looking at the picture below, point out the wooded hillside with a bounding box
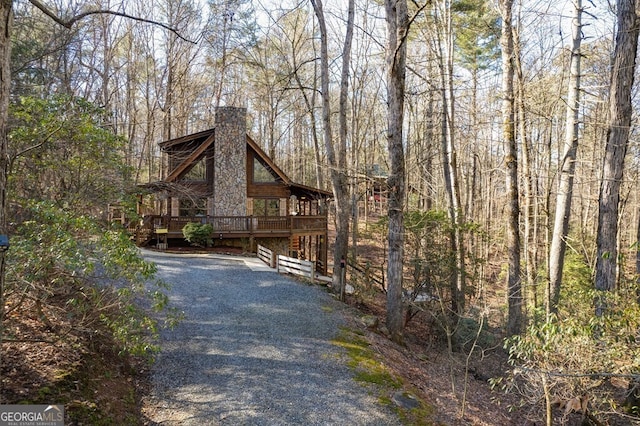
[1,0,640,424]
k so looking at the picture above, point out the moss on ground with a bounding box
[331,327,435,425]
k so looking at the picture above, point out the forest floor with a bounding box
[1,295,148,424]
[326,216,535,425]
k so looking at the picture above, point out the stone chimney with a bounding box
[212,107,247,216]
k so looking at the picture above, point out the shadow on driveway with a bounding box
[140,250,401,425]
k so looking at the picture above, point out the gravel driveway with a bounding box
[140,250,401,425]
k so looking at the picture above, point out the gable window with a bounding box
[179,198,207,216]
[253,199,280,217]
[253,156,277,183]
[183,157,207,181]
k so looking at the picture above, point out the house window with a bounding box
[183,157,207,181]
[253,156,277,183]
[253,199,280,217]
[179,198,207,216]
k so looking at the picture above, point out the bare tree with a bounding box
[276,6,325,189]
[595,0,639,309]
[514,24,537,316]
[637,206,640,293]
[0,0,13,392]
[160,0,202,140]
[170,0,253,113]
[498,0,523,336]
[309,0,354,294]
[548,0,583,316]
[434,0,465,316]
[385,0,409,343]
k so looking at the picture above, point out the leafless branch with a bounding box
[28,0,197,44]
[394,1,430,65]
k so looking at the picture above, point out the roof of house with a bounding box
[147,128,332,199]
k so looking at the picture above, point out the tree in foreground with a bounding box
[0,95,181,421]
[547,0,582,316]
[384,0,409,343]
[498,0,523,336]
[595,0,639,310]
[309,0,354,297]
[0,2,185,414]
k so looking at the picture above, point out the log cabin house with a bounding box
[128,107,331,274]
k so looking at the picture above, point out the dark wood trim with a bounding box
[165,133,216,182]
[159,128,214,149]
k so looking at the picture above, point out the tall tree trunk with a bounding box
[310,78,324,191]
[433,0,464,316]
[438,0,465,316]
[385,0,408,343]
[310,0,353,294]
[422,86,434,211]
[164,33,175,141]
[636,206,640,301]
[595,0,639,311]
[0,0,13,394]
[214,9,231,110]
[514,25,537,316]
[499,0,523,336]
[467,66,478,220]
[291,35,323,190]
[341,0,356,271]
[548,0,582,316]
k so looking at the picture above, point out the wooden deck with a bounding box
[135,214,327,240]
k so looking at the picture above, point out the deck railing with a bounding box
[142,214,327,235]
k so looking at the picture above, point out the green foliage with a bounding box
[377,209,454,290]
[452,0,500,73]
[454,316,497,351]
[182,222,214,248]
[206,0,258,52]
[556,251,595,321]
[6,201,176,358]
[3,93,178,361]
[402,210,455,304]
[10,4,71,98]
[375,210,488,352]
[378,210,483,322]
[501,254,640,423]
[8,95,131,214]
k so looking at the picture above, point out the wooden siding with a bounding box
[246,150,290,198]
[165,134,215,182]
[247,183,290,198]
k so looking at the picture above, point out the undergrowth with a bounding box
[1,202,180,423]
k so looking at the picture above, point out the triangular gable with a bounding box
[161,130,284,185]
[246,135,291,185]
[165,132,215,182]
[157,129,331,199]
[247,137,331,198]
